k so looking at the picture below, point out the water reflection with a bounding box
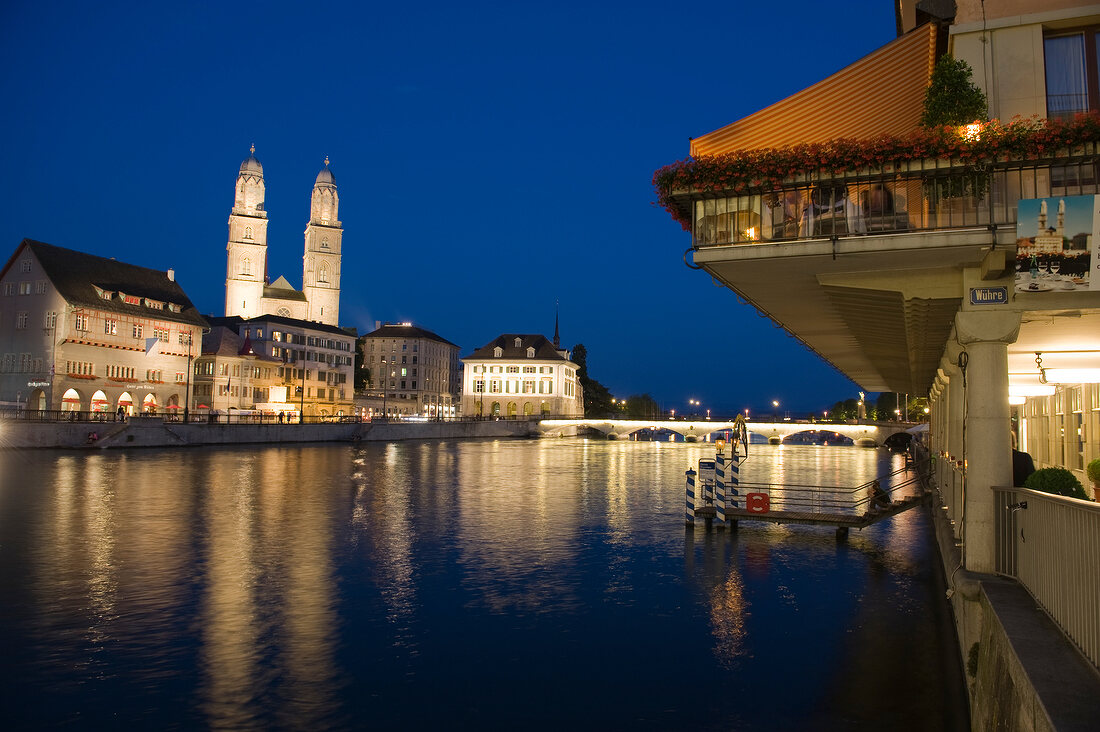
[0,439,963,730]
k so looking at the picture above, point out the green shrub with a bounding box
[1024,467,1088,500]
[1087,458,1100,484]
[920,56,988,129]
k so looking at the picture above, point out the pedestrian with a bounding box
[1012,432,1036,487]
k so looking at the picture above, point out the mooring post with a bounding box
[685,468,697,527]
[714,446,727,528]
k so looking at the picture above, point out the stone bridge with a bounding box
[537,418,914,446]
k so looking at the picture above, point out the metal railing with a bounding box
[728,461,927,515]
[994,487,1100,670]
[685,149,1100,248]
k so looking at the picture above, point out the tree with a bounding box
[921,56,988,129]
[623,393,659,419]
[572,343,615,417]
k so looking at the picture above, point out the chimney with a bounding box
[167,268,175,281]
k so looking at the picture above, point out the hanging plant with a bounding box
[652,114,1100,230]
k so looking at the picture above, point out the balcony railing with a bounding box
[680,148,1100,250]
[994,486,1100,671]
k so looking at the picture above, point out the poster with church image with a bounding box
[1015,195,1099,292]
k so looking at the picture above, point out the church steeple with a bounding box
[553,302,560,349]
[303,156,342,326]
[225,145,269,318]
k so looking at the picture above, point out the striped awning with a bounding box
[690,23,940,157]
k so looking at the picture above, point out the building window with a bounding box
[494,347,503,358]
[35,280,46,294]
[75,314,89,331]
[179,332,192,346]
[19,281,32,295]
[506,366,519,373]
[1045,30,1100,119]
[3,283,13,296]
[105,319,117,335]
[16,312,28,329]
[318,263,328,283]
[153,327,169,341]
[244,226,253,240]
[44,311,57,329]
[133,324,143,339]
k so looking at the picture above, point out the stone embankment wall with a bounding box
[0,417,567,450]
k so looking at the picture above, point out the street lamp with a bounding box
[772,400,779,421]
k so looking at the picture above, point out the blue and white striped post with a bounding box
[685,468,697,526]
[728,440,741,509]
[714,452,727,526]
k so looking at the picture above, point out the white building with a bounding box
[225,147,343,327]
[358,323,461,419]
[0,239,208,413]
[461,333,583,418]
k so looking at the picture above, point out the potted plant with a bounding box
[920,56,990,208]
[1087,458,1100,500]
[1024,467,1089,500]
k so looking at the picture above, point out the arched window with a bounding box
[244,226,253,240]
[241,257,251,275]
[321,237,329,249]
[491,402,501,416]
[507,402,517,418]
[318,263,328,283]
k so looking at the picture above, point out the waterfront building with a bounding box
[206,314,356,418]
[225,147,343,327]
[357,322,461,419]
[191,325,290,416]
[461,332,583,418]
[0,239,208,413]
[654,0,1100,712]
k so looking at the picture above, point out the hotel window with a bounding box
[1045,30,1100,119]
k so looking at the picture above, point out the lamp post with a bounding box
[772,400,779,421]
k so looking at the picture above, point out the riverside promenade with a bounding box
[0,414,547,450]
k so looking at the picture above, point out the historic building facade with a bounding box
[357,322,461,418]
[0,239,208,413]
[461,332,583,418]
[224,147,343,327]
[205,315,356,418]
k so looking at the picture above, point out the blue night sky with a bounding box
[0,1,898,416]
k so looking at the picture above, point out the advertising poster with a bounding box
[1015,195,1098,292]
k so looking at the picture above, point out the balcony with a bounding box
[665,146,1100,250]
[653,118,1100,395]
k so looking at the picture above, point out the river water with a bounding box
[0,438,967,730]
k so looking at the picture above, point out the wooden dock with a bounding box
[693,493,927,537]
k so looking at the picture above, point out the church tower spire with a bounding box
[302,156,342,326]
[225,145,268,318]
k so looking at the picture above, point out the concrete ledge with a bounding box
[974,579,1100,732]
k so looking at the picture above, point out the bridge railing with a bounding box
[994,487,1100,671]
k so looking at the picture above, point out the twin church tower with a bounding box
[224,146,342,327]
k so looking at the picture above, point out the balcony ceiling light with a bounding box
[1036,352,1100,384]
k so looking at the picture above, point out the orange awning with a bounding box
[690,23,939,157]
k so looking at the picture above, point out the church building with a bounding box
[224,147,343,327]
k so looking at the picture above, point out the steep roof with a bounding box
[208,314,357,339]
[464,333,571,362]
[4,239,208,328]
[263,275,307,302]
[362,322,458,347]
[201,325,280,361]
